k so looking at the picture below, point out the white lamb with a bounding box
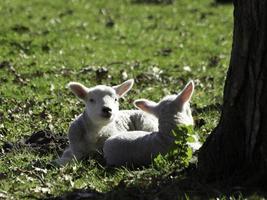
[56,79,158,166]
[103,81,201,167]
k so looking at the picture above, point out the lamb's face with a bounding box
[85,86,119,125]
[155,95,194,126]
[68,79,134,126]
[134,81,194,128]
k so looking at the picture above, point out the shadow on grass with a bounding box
[47,176,211,200]
[47,178,267,200]
[47,165,267,200]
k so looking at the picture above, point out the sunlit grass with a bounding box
[0,0,233,198]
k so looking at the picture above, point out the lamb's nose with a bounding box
[102,106,112,118]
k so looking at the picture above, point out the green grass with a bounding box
[0,0,235,199]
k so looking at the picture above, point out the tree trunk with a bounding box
[198,0,267,185]
[215,0,232,4]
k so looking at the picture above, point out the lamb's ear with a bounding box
[134,99,157,115]
[113,79,134,97]
[175,81,194,105]
[68,82,88,100]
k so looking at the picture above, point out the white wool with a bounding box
[55,80,158,166]
[103,81,201,167]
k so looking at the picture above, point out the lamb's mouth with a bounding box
[101,112,113,119]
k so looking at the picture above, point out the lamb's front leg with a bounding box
[55,147,74,166]
[56,119,93,165]
[56,143,91,166]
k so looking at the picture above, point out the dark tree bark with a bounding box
[215,0,232,4]
[198,0,267,185]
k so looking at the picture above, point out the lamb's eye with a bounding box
[89,98,95,103]
[114,98,118,102]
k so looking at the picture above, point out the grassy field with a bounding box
[0,0,233,199]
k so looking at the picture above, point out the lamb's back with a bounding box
[114,110,158,132]
[103,131,173,166]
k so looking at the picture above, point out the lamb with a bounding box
[103,81,201,167]
[55,79,158,166]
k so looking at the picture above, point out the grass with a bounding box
[0,0,235,199]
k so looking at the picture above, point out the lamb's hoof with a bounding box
[51,159,65,168]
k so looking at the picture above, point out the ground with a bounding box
[0,0,234,199]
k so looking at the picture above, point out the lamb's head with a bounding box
[134,81,194,132]
[68,79,134,126]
